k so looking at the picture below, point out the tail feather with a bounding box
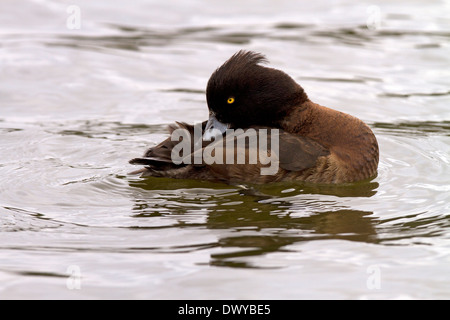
[129,157,173,166]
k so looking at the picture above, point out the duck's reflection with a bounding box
[205,206,376,268]
[128,177,379,268]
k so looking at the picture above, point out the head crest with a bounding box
[217,51,268,74]
[208,51,268,90]
[228,50,268,66]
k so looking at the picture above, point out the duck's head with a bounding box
[205,50,308,134]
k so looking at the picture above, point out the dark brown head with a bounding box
[206,51,308,129]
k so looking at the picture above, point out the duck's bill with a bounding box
[203,113,230,140]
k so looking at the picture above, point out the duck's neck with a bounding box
[280,100,317,135]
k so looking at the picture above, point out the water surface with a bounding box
[1,0,449,299]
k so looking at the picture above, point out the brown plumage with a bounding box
[130,51,379,184]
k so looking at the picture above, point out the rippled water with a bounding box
[1,0,450,299]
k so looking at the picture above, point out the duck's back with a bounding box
[280,101,379,184]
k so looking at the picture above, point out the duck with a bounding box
[129,50,379,184]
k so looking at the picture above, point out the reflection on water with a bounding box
[373,121,450,137]
[127,167,450,270]
[208,209,378,268]
[128,177,380,268]
[34,21,450,54]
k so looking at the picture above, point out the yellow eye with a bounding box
[227,97,235,104]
